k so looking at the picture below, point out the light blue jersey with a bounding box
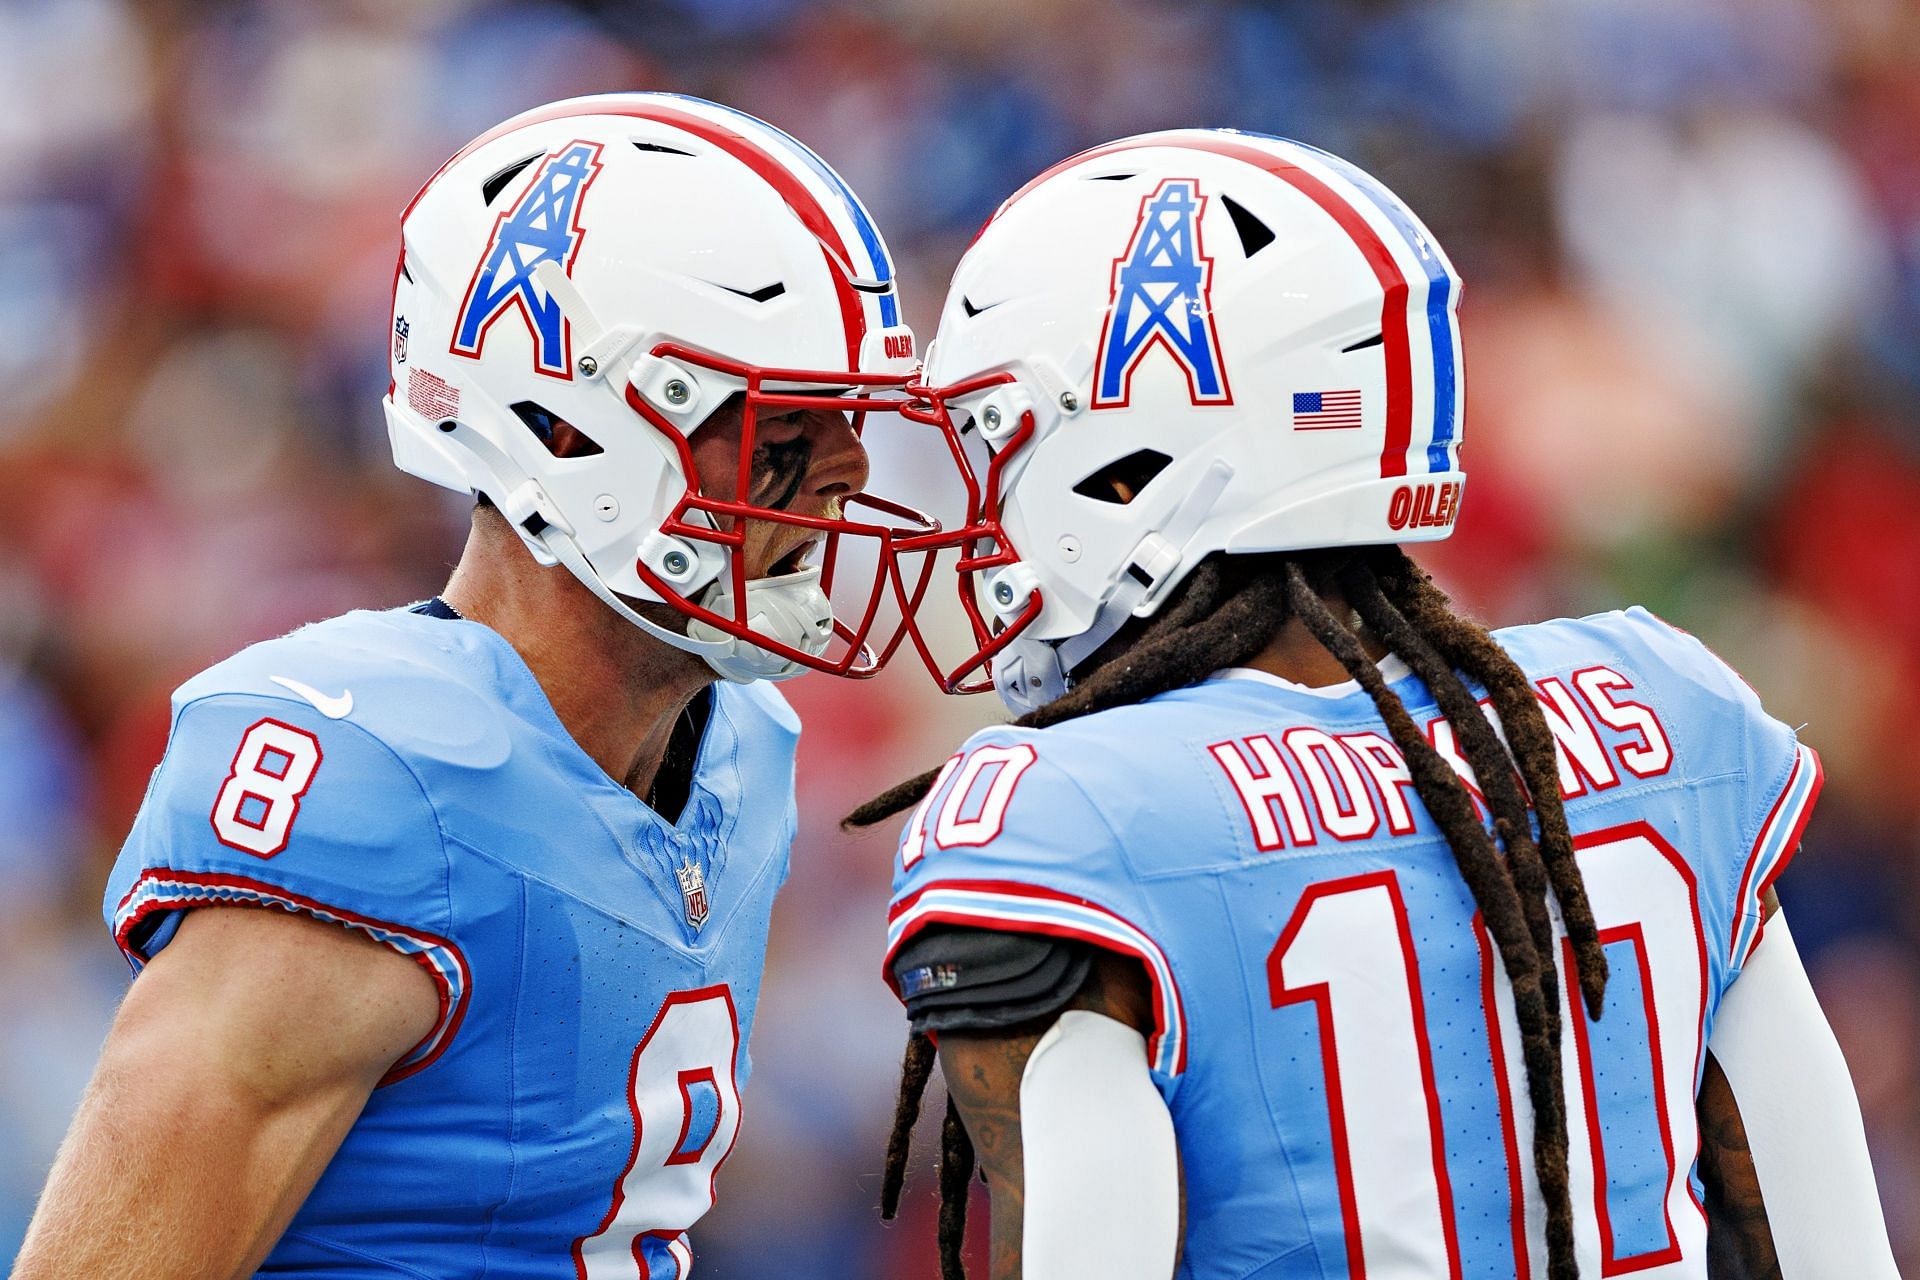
[105,605,799,1278]
[886,608,1820,1279]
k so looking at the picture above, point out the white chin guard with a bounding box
[687,564,833,683]
[993,633,1071,715]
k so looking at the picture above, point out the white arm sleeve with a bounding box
[1019,1010,1181,1279]
[1708,912,1898,1277]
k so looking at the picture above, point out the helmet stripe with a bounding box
[1424,274,1460,474]
[1277,138,1462,475]
[413,95,868,367]
[993,132,1420,478]
[670,97,901,328]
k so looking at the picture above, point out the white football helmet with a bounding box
[909,129,1468,713]
[385,93,930,683]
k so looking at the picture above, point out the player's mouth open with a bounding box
[769,536,821,577]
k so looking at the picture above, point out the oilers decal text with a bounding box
[1093,178,1232,409]
[451,140,605,379]
[1387,480,1462,532]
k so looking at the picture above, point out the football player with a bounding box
[13,94,926,1279]
[855,132,1898,1278]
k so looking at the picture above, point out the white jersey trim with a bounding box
[1210,654,1412,698]
[885,881,1188,1077]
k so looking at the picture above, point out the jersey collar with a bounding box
[1209,654,1412,699]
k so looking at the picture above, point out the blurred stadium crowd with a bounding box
[2,0,1918,1272]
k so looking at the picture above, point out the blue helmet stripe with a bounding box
[672,96,900,328]
[1422,274,1458,473]
[1240,133,1461,474]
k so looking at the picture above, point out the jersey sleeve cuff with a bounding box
[1729,742,1823,972]
[884,878,1188,1077]
[110,867,472,1086]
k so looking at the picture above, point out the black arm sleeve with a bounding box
[892,925,1096,1034]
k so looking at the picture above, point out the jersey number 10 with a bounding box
[1268,823,1706,1277]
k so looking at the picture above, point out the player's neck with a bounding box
[441,510,713,800]
[1241,587,1392,687]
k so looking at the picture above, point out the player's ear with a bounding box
[547,419,603,460]
[506,401,603,460]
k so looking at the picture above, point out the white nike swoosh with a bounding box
[269,675,354,720]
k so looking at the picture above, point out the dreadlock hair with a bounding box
[849,546,1608,1280]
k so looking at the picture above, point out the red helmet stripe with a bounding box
[404,96,867,368]
[992,135,1416,478]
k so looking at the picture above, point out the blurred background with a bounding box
[2,0,1918,1272]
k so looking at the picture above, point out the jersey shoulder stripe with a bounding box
[111,868,471,1083]
[1729,741,1822,968]
[885,877,1187,1076]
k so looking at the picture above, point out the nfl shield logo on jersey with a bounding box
[676,857,710,931]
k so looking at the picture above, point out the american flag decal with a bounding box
[1293,389,1363,430]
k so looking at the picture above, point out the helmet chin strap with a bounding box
[994,458,1236,715]
[993,568,1149,714]
[536,523,826,684]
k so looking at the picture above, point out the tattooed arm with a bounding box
[937,1022,1040,1275]
[936,949,1182,1280]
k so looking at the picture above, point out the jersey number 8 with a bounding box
[574,986,743,1280]
[211,718,324,858]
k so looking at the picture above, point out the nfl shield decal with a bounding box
[676,856,710,931]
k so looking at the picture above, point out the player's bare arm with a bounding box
[13,905,437,1280]
[1699,1051,1779,1280]
[936,950,1179,1280]
[1698,886,1781,1280]
[939,1022,1042,1276]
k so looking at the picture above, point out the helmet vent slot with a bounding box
[481,152,543,205]
[1341,332,1385,353]
[511,402,603,457]
[1221,194,1275,257]
[1072,449,1173,505]
[632,141,695,157]
[715,280,788,303]
[1085,172,1136,181]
